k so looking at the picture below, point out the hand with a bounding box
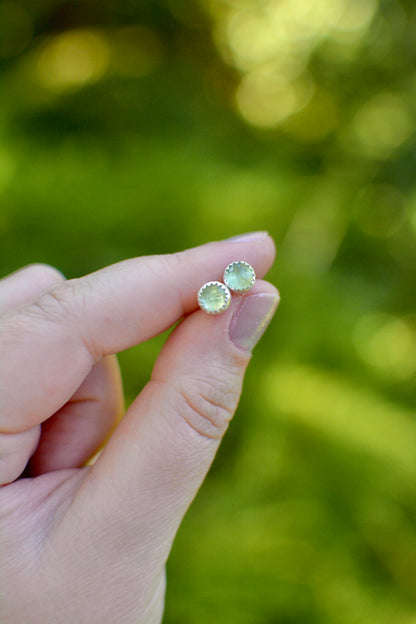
[0,234,279,624]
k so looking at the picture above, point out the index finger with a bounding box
[0,233,275,432]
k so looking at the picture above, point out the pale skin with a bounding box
[0,233,279,624]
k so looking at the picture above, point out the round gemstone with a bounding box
[223,261,256,293]
[197,281,231,314]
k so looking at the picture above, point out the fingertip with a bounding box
[227,230,276,275]
[228,280,280,353]
[188,232,276,286]
[246,279,280,301]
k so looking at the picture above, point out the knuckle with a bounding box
[159,252,189,311]
[168,250,187,271]
[161,252,185,286]
[17,277,100,362]
[24,279,80,325]
[165,249,199,280]
[172,371,241,440]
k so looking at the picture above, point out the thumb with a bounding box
[73,280,279,565]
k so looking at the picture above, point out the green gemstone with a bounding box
[198,281,231,314]
[223,261,256,293]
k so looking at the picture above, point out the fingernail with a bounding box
[229,293,280,352]
[226,231,269,243]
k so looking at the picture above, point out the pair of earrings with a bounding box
[197,261,256,315]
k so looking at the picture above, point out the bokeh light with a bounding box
[235,70,313,127]
[354,313,416,378]
[206,0,379,131]
[351,92,413,159]
[35,29,111,92]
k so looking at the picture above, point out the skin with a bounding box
[0,235,278,624]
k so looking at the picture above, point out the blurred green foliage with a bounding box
[1,0,416,622]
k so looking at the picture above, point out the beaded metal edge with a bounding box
[223,261,256,293]
[197,281,231,314]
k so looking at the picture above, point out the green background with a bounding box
[1,0,416,621]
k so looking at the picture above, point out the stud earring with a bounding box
[223,261,256,293]
[197,281,231,314]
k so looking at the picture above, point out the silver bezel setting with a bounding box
[223,261,256,293]
[197,281,231,314]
